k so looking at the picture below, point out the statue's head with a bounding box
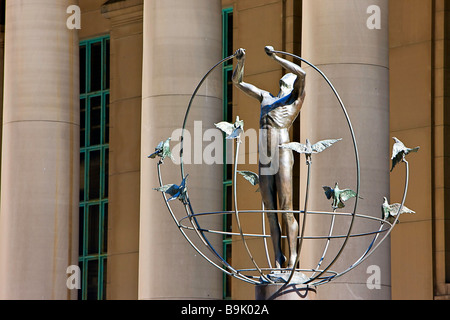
[278,73,297,97]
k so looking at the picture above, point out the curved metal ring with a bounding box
[176,210,391,241]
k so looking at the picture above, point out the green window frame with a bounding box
[222,7,233,300]
[79,35,110,300]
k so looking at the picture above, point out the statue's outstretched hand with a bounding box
[264,46,276,58]
[235,48,246,60]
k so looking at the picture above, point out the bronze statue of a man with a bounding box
[232,46,306,269]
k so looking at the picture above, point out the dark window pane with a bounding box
[0,1,5,26]
[80,45,86,94]
[104,149,109,198]
[105,39,110,90]
[226,70,233,123]
[87,259,99,300]
[225,244,232,297]
[104,94,110,144]
[80,152,85,202]
[227,13,233,57]
[78,260,84,300]
[102,257,107,299]
[226,164,233,181]
[90,41,102,92]
[226,184,233,213]
[80,99,86,148]
[89,96,102,146]
[102,204,108,254]
[79,206,85,256]
[89,150,101,200]
[87,205,100,255]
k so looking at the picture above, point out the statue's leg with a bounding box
[277,148,298,269]
[259,171,285,269]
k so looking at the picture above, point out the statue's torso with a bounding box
[259,91,304,130]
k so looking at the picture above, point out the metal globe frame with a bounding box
[153,51,411,288]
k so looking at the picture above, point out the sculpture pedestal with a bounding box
[255,283,317,300]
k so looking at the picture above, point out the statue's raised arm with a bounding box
[264,45,306,99]
[232,48,267,103]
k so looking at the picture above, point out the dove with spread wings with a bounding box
[390,137,419,172]
[215,116,244,140]
[153,175,189,203]
[323,182,359,210]
[280,138,342,163]
[382,197,415,224]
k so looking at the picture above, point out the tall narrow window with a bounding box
[222,7,233,300]
[79,36,110,300]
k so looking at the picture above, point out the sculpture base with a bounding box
[263,271,309,284]
[255,283,317,300]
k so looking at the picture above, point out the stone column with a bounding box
[300,0,390,299]
[140,0,223,299]
[0,0,79,299]
[0,22,4,181]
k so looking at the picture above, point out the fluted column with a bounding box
[301,0,390,299]
[140,0,223,299]
[0,24,4,182]
[0,0,79,299]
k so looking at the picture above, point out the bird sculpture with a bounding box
[323,182,359,210]
[148,137,174,164]
[390,137,420,172]
[237,170,260,192]
[280,138,342,163]
[215,116,244,140]
[153,175,189,203]
[381,197,415,224]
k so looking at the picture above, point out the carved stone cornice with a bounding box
[101,0,143,27]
